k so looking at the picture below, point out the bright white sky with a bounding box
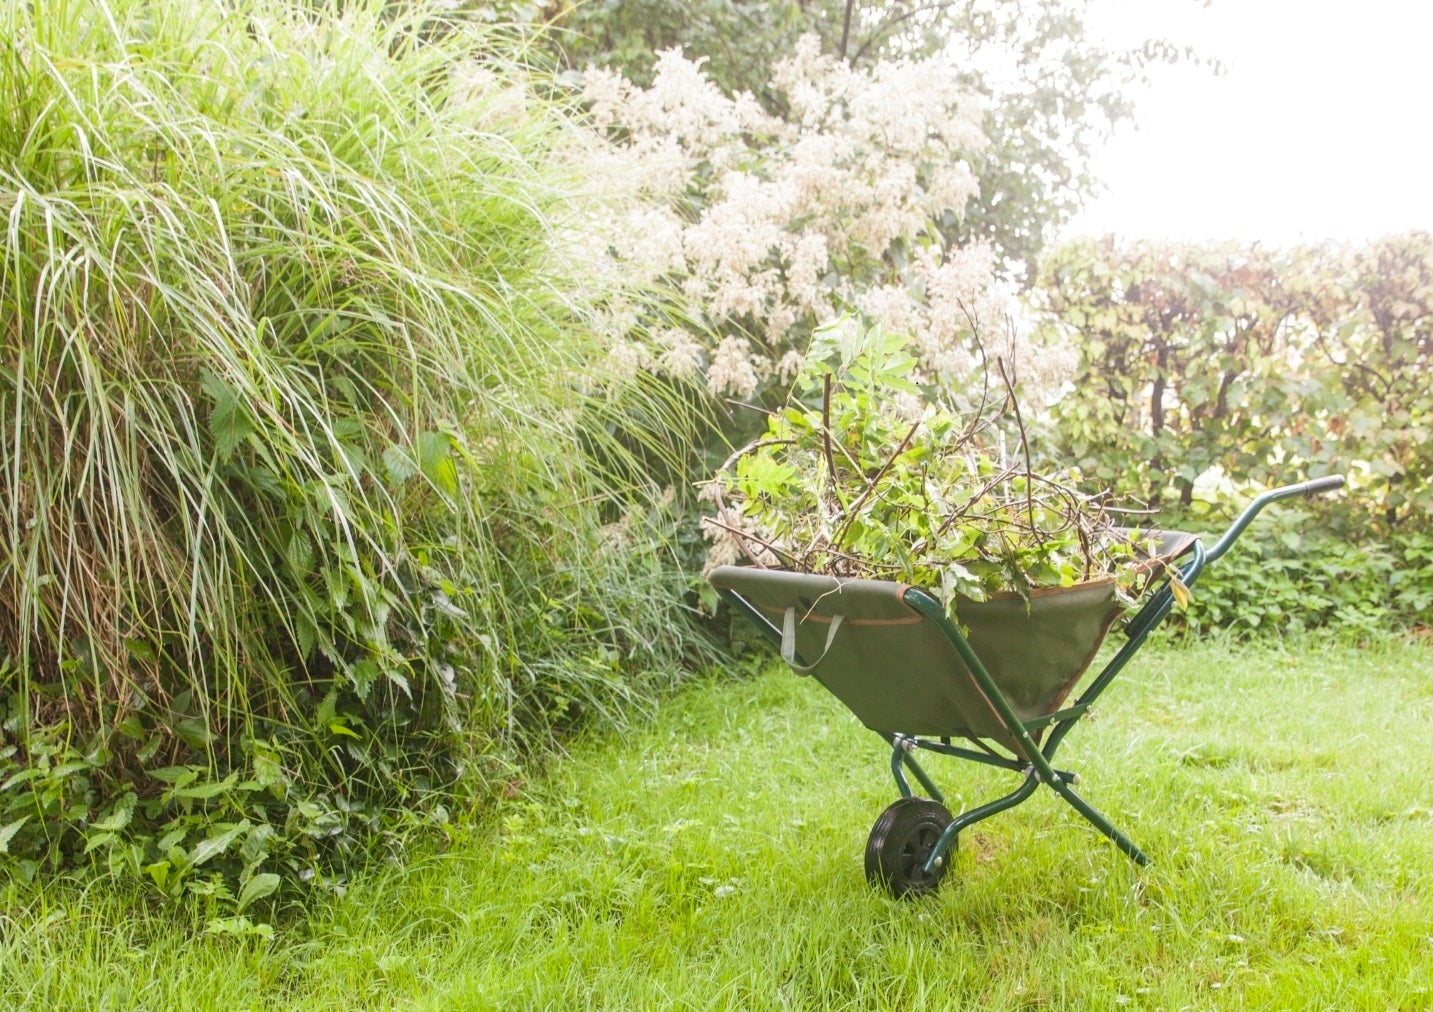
[1063,0,1433,244]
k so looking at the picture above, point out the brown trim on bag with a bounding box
[752,604,923,627]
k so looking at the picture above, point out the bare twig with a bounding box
[700,515,800,569]
[829,418,923,552]
[996,355,1035,532]
[821,373,841,505]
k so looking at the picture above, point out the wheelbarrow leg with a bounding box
[1046,777,1151,867]
[887,735,945,804]
[920,774,1042,876]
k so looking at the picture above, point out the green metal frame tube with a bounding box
[886,737,946,803]
[1205,476,1345,563]
[923,775,1041,874]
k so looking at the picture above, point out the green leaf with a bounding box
[124,637,158,663]
[204,915,274,940]
[175,718,215,750]
[0,816,30,854]
[91,792,137,832]
[191,820,251,867]
[201,371,253,463]
[115,715,147,740]
[286,532,315,573]
[151,765,199,787]
[145,860,171,891]
[83,831,117,854]
[236,872,281,912]
[172,774,239,800]
[417,431,459,496]
[382,443,417,484]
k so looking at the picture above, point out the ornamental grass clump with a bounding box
[0,0,708,913]
[706,323,1139,609]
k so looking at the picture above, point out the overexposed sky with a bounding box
[1064,0,1433,244]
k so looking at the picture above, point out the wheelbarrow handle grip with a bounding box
[1290,475,1346,497]
[1203,474,1345,564]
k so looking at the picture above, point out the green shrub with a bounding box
[0,0,710,918]
[1034,234,1433,532]
[1167,503,1433,639]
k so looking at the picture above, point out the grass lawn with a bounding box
[3,637,1432,1009]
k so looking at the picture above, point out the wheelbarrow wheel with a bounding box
[864,797,954,898]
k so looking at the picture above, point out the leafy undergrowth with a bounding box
[3,637,1431,1009]
[1166,503,1433,639]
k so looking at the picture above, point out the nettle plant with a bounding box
[705,323,1138,611]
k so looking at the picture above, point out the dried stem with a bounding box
[994,356,1033,527]
[701,515,800,569]
[830,418,923,552]
[821,373,843,509]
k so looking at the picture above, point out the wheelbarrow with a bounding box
[708,476,1345,897]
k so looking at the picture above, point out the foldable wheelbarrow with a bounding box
[709,476,1345,897]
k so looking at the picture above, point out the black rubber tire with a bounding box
[864,796,955,898]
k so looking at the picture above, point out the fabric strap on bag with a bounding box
[781,607,844,674]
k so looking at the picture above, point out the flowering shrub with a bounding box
[576,39,1074,416]
[546,0,1192,279]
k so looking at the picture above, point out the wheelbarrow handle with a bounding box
[1203,475,1345,564]
[1291,475,1347,497]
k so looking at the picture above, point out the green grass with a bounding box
[3,636,1432,1009]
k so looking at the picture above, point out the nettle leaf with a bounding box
[91,791,137,832]
[171,772,239,800]
[315,690,339,728]
[286,532,315,574]
[201,371,254,463]
[382,443,418,484]
[151,765,199,787]
[294,614,318,659]
[83,831,117,855]
[175,718,215,750]
[349,659,380,698]
[0,816,30,854]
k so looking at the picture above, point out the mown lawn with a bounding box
[3,637,1431,1009]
